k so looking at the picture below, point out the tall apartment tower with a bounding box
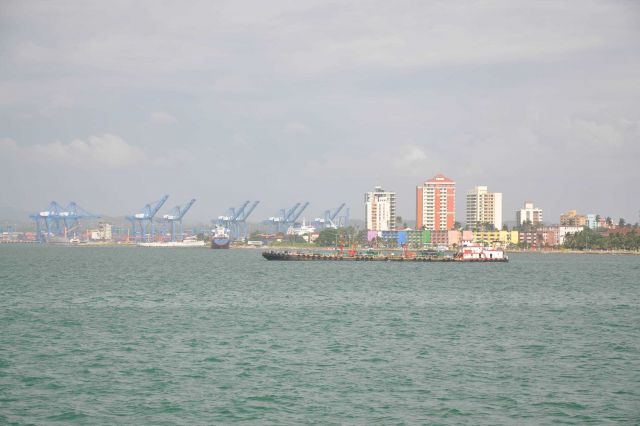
[416,174,455,230]
[466,186,503,230]
[365,186,396,231]
[516,201,543,225]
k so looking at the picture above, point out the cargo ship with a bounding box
[211,225,230,249]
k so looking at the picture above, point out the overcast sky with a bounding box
[1,0,639,225]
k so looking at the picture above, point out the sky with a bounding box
[1,0,639,225]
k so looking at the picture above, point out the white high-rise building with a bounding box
[516,201,543,225]
[466,186,502,230]
[365,186,396,231]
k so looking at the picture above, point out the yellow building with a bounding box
[560,209,587,227]
[472,230,519,247]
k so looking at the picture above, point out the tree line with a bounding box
[563,227,640,251]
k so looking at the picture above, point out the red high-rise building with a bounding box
[416,174,456,230]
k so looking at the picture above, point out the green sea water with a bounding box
[0,245,638,424]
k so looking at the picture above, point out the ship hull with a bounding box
[211,238,230,249]
[262,251,507,262]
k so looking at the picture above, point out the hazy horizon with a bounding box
[1,1,639,225]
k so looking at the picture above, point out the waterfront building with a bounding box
[472,230,518,247]
[541,225,584,245]
[466,186,503,230]
[586,214,597,229]
[430,230,462,248]
[365,186,396,231]
[406,230,431,248]
[516,201,543,226]
[416,174,455,231]
[560,210,587,227]
[90,222,112,241]
[518,229,556,247]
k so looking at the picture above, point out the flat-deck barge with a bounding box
[262,250,508,262]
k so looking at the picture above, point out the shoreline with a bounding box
[2,242,639,255]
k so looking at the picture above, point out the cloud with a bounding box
[0,138,19,152]
[149,111,177,124]
[394,145,427,165]
[0,134,186,170]
[283,121,311,136]
[31,135,144,169]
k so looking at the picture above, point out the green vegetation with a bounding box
[563,227,640,251]
[315,226,362,247]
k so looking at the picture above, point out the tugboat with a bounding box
[211,225,230,249]
[453,243,508,262]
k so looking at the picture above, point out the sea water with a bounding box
[1,245,638,424]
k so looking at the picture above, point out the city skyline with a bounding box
[1,1,639,223]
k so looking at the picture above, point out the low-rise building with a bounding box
[90,222,112,241]
[519,229,557,247]
[472,230,519,247]
[406,230,431,247]
[430,230,462,247]
[541,225,584,246]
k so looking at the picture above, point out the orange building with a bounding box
[416,174,456,231]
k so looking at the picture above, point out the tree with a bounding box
[315,228,339,246]
[619,218,626,228]
[481,222,495,231]
[453,221,462,230]
[606,217,613,226]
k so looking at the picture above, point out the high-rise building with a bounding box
[416,174,455,230]
[560,210,587,227]
[365,186,396,231]
[516,201,543,225]
[466,186,503,230]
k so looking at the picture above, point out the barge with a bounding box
[262,245,508,262]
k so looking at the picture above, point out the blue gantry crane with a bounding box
[30,201,99,242]
[312,203,347,229]
[126,195,169,242]
[263,202,309,234]
[288,201,309,227]
[217,200,260,240]
[59,202,100,238]
[160,198,196,242]
[30,201,63,242]
[234,200,259,240]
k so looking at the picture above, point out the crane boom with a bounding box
[178,199,196,220]
[328,203,345,221]
[241,201,260,221]
[289,201,309,224]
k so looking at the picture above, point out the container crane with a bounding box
[29,201,63,242]
[217,200,260,240]
[234,200,259,240]
[287,201,309,227]
[160,198,196,242]
[313,203,346,229]
[126,195,169,242]
[217,201,248,239]
[59,202,100,238]
[263,203,297,234]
